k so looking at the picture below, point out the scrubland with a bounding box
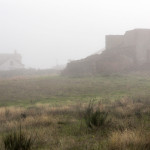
[0,74,150,149]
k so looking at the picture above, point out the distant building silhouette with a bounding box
[0,51,24,71]
[62,29,150,76]
[106,29,150,64]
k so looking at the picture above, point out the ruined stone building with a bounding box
[63,29,150,76]
[0,51,24,71]
[106,29,150,64]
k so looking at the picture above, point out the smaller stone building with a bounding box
[0,51,24,71]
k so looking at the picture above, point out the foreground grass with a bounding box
[0,74,150,149]
[0,98,150,150]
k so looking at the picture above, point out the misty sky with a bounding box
[0,0,150,69]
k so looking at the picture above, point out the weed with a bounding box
[84,101,108,129]
[3,127,33,150]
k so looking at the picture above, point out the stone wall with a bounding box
[106,29,150,64]
[134,29,150,64]
[105,35,124,50]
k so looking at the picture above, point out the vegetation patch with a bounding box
[84,101,109,129]
[0,74,150,149]
[3,128,33,150]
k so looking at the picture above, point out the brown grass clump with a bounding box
[109,130,150,150]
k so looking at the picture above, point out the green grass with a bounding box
[0,74,150,149]
[0,74,150,107]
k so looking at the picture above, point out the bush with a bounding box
[84,101,108,129]
[3,128,33,150]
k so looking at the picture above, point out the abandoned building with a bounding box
[0,51,24,71]
[106,29,150,64]
[62,29,150,76]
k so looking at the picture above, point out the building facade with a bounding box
[0,52,24,71]
[106,29,150,64]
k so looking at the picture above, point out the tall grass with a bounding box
[109,130,150,150]
[84,101,108,129]
[0,98,149,149]
[3,125,33,150]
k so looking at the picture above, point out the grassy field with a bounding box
[0,74,150,149]
[1,74,150,106]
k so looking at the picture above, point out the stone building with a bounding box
[0,51,24,71]
[63,29,150,76]
[106,29,150,64]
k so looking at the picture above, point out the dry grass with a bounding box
[109,130,150,150]
[0,75,150,149]
[0,99,149,150]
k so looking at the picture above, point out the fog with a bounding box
[0,0,150,69]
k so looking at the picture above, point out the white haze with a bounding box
[0,0,150,69]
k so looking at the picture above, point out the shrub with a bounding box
[84,101,108,129]
[3,128,33,150]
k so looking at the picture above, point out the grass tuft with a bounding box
[84,101,108,129]
[3,127,33,150]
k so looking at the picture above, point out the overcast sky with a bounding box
[0,0,150,69]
